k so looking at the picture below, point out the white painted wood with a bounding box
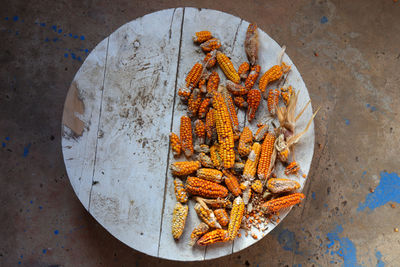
[62,7,315,261]
[62,38,108,209]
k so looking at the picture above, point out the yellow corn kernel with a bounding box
[243,142,261,180]
[254,124,268,142]
[205,108,216,141]
[210,143,222,169]
[170,132,182,157]
[259,63,291,93]
[267,89,280,115]
[280,85,293,106]
[214,209,229,227]
[203,50,217,69]
[180,116,193,158]
[188,89,202,117]
[198,98,211,119]
[226,80,249,96]
[185,62,203,89]
[238,126,253,157]
[257,133,276,181]
[194,202,222,229]
[206,71,220,96]
[194,119,206,144]
[197,168,223,183]
[170,161,201,176]
[227,196,245,240]
[238,62,250,79]
[200,38,221,52]
[197,229,229,246]
[267,178,300,194]
[213,92,235,169]
[251,180,263,194]
[219,85,239,133]
[245,65,261,90]
[285,161,300,175]
[189,222,210,246]
[172,202,188,239]
[245,23,259,66]
[247,89,261,122]
[174,178,188,203]
[216,51,240,84]
[222,169,242,197]
[186,176,228,198]
[233,96,248,109]
[193,31,212,43]
[261,193,305,214]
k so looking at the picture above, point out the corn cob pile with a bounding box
[170,25,317,246]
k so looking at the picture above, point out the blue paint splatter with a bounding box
[312,192,316,200]
[30,200,33,204]
[85,49,89,53]
[277,229,301,254]
[71,53,76,59]
[42,249,47,254]
[5,17,9,20]
[20,255,23,259]
[40,23,46,27]
[358,172,400,212]
[80,35,85,40]
[39,206,43,210]
[53,37,58,42]
[326,225,361,266]
[366,103,377,112]
[5,137,10,141]
[345,119,350,125]
[376,250,385,267]
[2,142,5,148]
[58,29,62,33]
[73,35,78,39]
[320,16,328,24]
[64,53,68,58]
[52,25,57,32]
[54,230,59,235]
[77,56,81,61]
[13,16,19,21]
[23,143,31,157]
[68,33,72,37]
[45,38,49,42]
[18,261,21,265]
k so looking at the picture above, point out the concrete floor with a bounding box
[1,0,400,266]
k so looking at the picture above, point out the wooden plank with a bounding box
[62,37,109,209]
[87,8,183,257]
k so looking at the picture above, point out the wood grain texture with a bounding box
[62,7,314,261]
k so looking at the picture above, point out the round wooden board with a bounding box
[61,8,315,261]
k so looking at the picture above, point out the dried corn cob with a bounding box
[238,127,253,157]
[198,152,214,168]
[219,86,239,133]
[245,65,261,90]
[178,87,191,102]
[194,197,232,209]
[247,89,261,122]
[188,89,202,117]
[242,181,252,205]
[251,180,263,194]
[197,229,229,246]
[254,124,268,142]
[197,168,223,183]
[200,38,221,52]
[170,132,182,157]
[280,85,293,106]
[186,176,228,198]
[174,178,188,203]
[206,71,220,96]
[238,62,250,79]
[267,178,300,194]
[205,108,216,141]
[222,169,242,197]
[259,63,291,93]
[170,161,201,176]
[233,162,245,174]
[194,201,222,229]
[227,196,245,240]
[172,202,188,239]
[180,116,194,158]
[261,193,305,214]
[275,134,289,162]
[213,92,235,169]
[189,223,210,246]
[194,144,210,154]
[245,23,259,65]
[210,143,222,169]
[198,78,207,93]
[226,80,249,96]
[214,209,229,227]
[193,31,212,43]
[194,119,206,144]
[203,50,217,69]
[243,142,261,180]
[185,62,203,89]
[234,97,248,109]
[216,51,240,84]
[257,133,276,180]
[285,161,300,175]
[198,98,211,119]
[267,89,280,115]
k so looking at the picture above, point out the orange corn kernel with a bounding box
[186,176,228,198]
[170,161,201,176]
[267,89,280,115]
[267,178,300,194]
[280,85,293,106]
[247,89,261,122]
[245,65,261,90]
[245,23,259,66]
[170,132,182,157]
[180,116,194,158]
[203,50,217,69]
[194,119,206,144]
[197,229,229,246]
[172,202,188,239]
[189,222,210,246]
[251,180,263,194]
[205,108,216,141]
[222,169,242,197]
[243,143,261,180]
[195,197,232,209]
[193,31,212,43]
[238,126,253,157]
[234,97,248,109]
[185,62,203,89]
[174,178,188,203]
[261,193,305,214]
[214,209,230,227]
[197,168,223,183]
[178,87,191,102]
[238,62,250,79]
[200,38,221,52]
[285,161,300,175]
[194,202,222,229]
[188,89,202,117]
[216,51,240,84]
[257,133,276,180]
[227,196,245,240]
[226,80,249,96]
[210,143,222,169]
[198,152,214,168]
[259,63,291,93]
[254,124,268,142]
[198,98,211,119]
[206,71,220,96]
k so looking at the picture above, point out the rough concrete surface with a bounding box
[1,0,399,266]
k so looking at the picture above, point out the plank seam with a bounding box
[157,7,185,257]
[87,36,110,211]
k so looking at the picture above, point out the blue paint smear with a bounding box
[312,192,316,200]
[64,53,68,58]
[358,172,400,212]
[13,16,19,21]
[77,56,82,61]
[52,25,57,32]
[39,206,43,210]
[45,38,49,42]
[58,29,62,33]
[40,23,46,27]
[2,142,5,148]
[5,17,9,20]
[53,37,58,42]
[5,137,10,140]
[30,200,33,204]
[80,35,85,40]
[326,225,361,266]
[23,143,31,157]
[71,53,76,59]
[320,16,328,24]
[68,33,72,37]
[345,119,350,125]
[54,230,59,235]
[376,251,385,267]
[85,49,89,53]
[277,229,302,254]
[42,249,47,254]
[18,261,21,264]
[20,255,23,259]
[73,35,78,39]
